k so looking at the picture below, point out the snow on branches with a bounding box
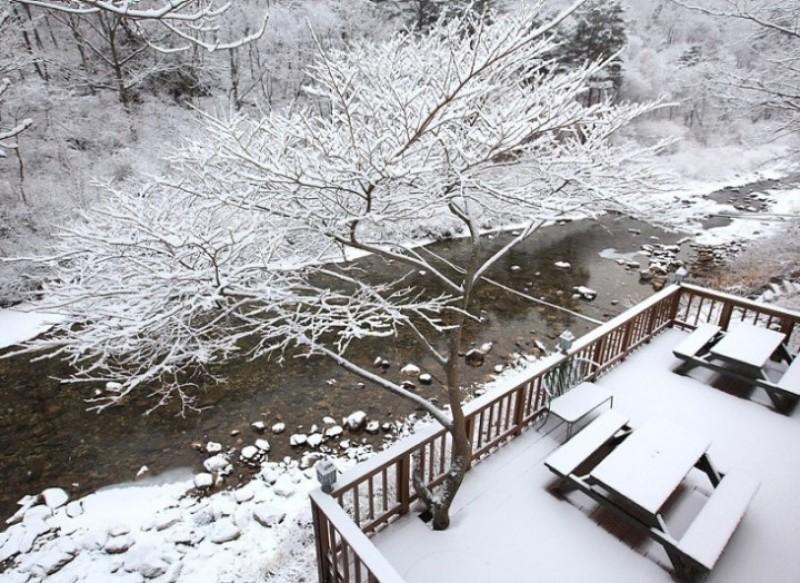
[20,0,671,414]
[12,0,269,53]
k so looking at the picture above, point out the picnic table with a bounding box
[545,414,759,579]
[673,322,799,411]
[590,420,716,517]
[709,323,787,371]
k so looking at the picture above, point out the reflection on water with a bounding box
[0,214,684,517]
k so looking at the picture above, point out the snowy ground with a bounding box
[0,457,340,583]
[372,328,800,582]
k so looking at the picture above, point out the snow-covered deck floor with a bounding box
[372,328,800,582]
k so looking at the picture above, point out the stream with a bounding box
[1,176,795,518]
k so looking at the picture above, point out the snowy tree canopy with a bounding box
[16,0,671,415]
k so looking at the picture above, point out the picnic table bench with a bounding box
[544,409,629,478]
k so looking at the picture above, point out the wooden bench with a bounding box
[549,382,614,440]
[545,409,629,478]
[673,324,721,361]
[677,473,760,572]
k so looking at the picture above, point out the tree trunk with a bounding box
[414,224,482,530]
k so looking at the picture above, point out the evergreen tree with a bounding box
[564,0,627,101]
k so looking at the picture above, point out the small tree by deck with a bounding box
[19,1,670,530]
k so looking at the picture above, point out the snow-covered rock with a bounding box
[104,535,135,554]
[465,348,485,367]
[271,422,286,434]
[193,473,213,489]
[345,411,368,431]
[400,363,421,376]
[322,416,336,425]
[289,434,307,447]
[272,476,296,498]
[418,373,433,385]
[365,421,380,434]
[203,454,232,476]
[154,510,181,531]
[250,421,266,433]
[240,446,260,462]
[40,488,69,510]
[510,264,521,272]
[493,364,505,373]
[554,261,571,269]
[205,442,222,454]
[252,506,285,528]
[572,286,597,301]
[325,425,343,438]
[209,520,240,544]
[307,433,323,448]
[254,438,270,452]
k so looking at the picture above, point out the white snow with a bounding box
[0,305,66,350]
[372,329,800,582]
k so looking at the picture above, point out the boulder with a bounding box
[104,535,135,554]
[400,363,421,376]
[345,411,368,431]
[325,425,343,438]
[193,473,213,489]
[40,488,69,510]
[254,438,271,452]
[465,349,485,367]
[289,434,308,447]
[209,520,240,544]
[253,505,286,528]
[307,433,324,448]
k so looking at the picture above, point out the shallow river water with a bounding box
[0,211,692,517]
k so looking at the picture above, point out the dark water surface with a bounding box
[0,214,688,517]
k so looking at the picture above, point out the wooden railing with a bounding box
[311,283,800,582]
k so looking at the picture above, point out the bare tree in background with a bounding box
[15,1,673,530]
[671,0,800,135]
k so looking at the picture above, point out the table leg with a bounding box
[696,454,722,487]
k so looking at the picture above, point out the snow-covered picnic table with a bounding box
[708,323,786,370]
[590,421,711,516]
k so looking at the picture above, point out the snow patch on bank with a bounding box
[693,187,800,246]
[0,305,66,350]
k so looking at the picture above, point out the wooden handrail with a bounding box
[311,490,405,583]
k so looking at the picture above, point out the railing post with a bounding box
[719,301,733,330]
[621,320,633,359]
[512,384,526,436]
[397,456,410,515]
[780,317,794,339]
[667,285,682,326]
[465,415,475,468]
[311,499,331,583]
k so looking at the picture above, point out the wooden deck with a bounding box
[309,284,800,582]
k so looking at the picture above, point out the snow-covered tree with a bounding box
[671,0,800,136]
[11,0,269,110]
[17,1,672,529]
[12,0,269,53]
